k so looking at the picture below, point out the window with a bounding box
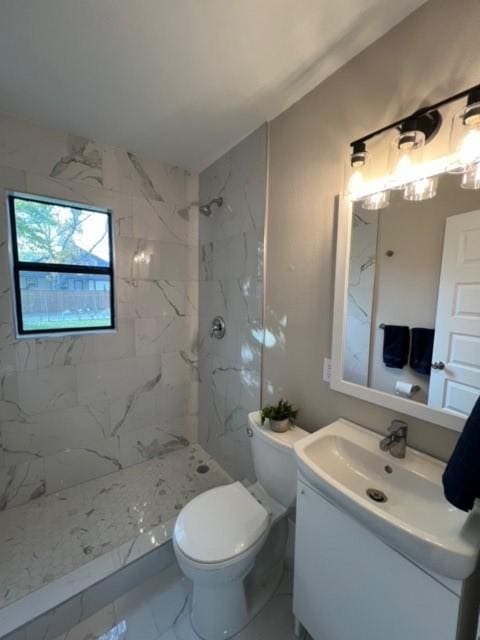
[8,193,115,336]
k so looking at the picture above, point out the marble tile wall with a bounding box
[343,210,378,386]
[198,125,267,481]
[0,113,200,509]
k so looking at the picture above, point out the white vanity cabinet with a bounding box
[293,477,462,640]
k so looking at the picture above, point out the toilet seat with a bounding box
[174,482,269,565]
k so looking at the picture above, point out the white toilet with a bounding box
[173,410,308,640]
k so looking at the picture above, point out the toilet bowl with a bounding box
[173,411,308,640]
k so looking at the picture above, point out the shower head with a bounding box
[199,197,223,216]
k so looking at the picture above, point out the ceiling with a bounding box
[0,0,426,171]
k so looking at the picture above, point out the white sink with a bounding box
[294,418,480,581]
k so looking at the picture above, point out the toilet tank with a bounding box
[248,411,308,508]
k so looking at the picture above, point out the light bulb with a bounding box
[392,154,414,188]
[403,176,438,201]
[347,169,365,201]
[458,128,480,167]
[447,119,480,174]
[362,191,390,210]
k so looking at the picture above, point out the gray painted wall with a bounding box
[263,0,480,460]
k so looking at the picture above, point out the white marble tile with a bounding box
[235,573,296,640]
[0,444,231,636]
[0,163,28,192]
[44,436,122,493]
[135,317,196,357]
[0,112,200,504]
[53,603,117,640]
[113,582,159,640]
[116,237,197,283]
[116,279,193,321]
[0,284,13,327]
[106,149,186,205]
[25,173,110,211]
[0,400,110,464]
[0,165,27,247]
[0,323,37,375]
[117,423,189,468]
[155,383,195,424]
[0,115,73,180]
[199,148,266,246]
[16,551,295,640]
[15,365,78,414]
[76,356,162,408]
[161,352,198,386]
[343,210,378,386]
[34,319,136,369]
[131,195,194,246]
[197,126,266,482]
[199,230,262,283]
[0,456,46,510]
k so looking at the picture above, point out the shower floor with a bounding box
[0,444,230,633]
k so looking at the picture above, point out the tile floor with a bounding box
[53,562,300,640]
[0,445,230,610]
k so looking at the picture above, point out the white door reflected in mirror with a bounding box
[428,209,480,416]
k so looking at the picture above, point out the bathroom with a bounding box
[1,0,480,638]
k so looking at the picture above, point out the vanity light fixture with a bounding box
[347,82,480,206]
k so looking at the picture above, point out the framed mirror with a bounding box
[331,173,480,432]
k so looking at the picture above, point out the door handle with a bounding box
[431,361,445,370]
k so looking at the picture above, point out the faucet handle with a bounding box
[388,419,408,434]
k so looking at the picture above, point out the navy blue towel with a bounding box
[382,325,410,369]
[443,395,480,512]
[410,328,435,375]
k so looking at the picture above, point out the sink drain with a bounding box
[366,487,388,503]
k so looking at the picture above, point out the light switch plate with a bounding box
[323,357,332,383]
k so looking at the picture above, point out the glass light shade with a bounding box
[397,129,426,151]
[458,128,480,166]
[461,162,480,189]
[345,145,373,201]
[447,107,480,173]
[463,100,480,127]
[391,153,415,188]
[403,176,438,201]
[388,138,425,189]
[362,190,390,210]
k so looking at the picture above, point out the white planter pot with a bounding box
[270,419,290,433]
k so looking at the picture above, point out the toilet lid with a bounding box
[174,482,269,563]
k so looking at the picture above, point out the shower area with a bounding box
[198,124,268,481]
[0,120,268,638]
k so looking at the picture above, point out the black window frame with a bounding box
[8,193,116,337]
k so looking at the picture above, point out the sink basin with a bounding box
[294,418,480,581]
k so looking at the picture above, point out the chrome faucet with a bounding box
[379,420,408,458]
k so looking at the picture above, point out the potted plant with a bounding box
[261,399,298,433]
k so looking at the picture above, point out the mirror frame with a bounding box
[331,195,465,433]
